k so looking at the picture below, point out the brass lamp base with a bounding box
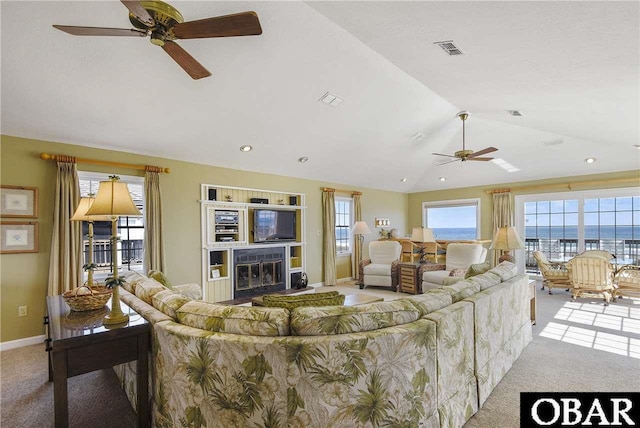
[103,312,130,325]
[103,285,129,325]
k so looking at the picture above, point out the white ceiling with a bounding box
[2,1,638,193]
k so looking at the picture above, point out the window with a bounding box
[516,189,640,273]
[335,197,353,254]
[78,172,145,276]
[422,199,480,240]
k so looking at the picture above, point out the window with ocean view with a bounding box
[422,199,480,240]
[516,189,640,273]
[335,197,352,255]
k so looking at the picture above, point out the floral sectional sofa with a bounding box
[114,261,532,427]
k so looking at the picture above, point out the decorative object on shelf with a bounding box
[0,185,38,218]
[0,221,38,254]
[411,227,437,263]
[294,272,308,289]
[389,228,399,239]
[86,175,141,325]
[379,228,390,239]
[225,195,232,202]
[289,196,297,206]
[62,285,113,312]
[278,199,284,205]
[490,226,525,263]
[70,195,111,287]
[375,218,390,227]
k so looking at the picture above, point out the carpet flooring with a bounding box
[2,280,638,427]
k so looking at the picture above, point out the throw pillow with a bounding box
[464,261,492,279]
[148,270,172,288]
[152,289,191,320]
[262,291,344,309]
[443,276,464,286]
[134,277,168,305]
[449,268,467,277]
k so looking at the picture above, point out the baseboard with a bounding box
[0,334,46,352]
[337,277,354,284]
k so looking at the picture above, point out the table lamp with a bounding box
[86,176,141,325]
[490,226,525,263]
[70,195,111,287]
[411,227,436,263]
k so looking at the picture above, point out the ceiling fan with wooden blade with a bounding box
[433,111,498,165]
[52,0,263,79]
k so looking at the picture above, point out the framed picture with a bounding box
[1,186,38,218]
[1,222,39,254]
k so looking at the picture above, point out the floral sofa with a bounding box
[114,261,531,427]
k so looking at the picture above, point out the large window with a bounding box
[335,197,353,255]
[516,189,640,273]
[78,172,145,276]
[422,199,480,240]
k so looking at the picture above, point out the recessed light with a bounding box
[298,156,308,163]
[507,110,523,117]
[439,177,446,182]
[400,178,407,183]
[240,145,252,152]
[585,157,596,164]
[634,145,640,150]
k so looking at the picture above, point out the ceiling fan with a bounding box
[432,111,498,165]
[52,1,262,80]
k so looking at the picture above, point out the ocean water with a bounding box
[432,226,640,241]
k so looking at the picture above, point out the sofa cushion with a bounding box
[465,261,492,279]
[148,270,172,288]
[152,289,191,320]
[171,283,203,300]
[400,289,453,317]
[422,269,450,285]
[262,291,345,309]
[290,300,420,336]
[120,270,146,293]
[443,276,464,286]
[488,261,517,281]
[134,277,168,305]
[468,272,502,291]
[443,280,481,302]
[363,263,392,276]
[177,301,290,336]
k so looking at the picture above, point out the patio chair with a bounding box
[533,251,571,295]
[566,256,615,305]
[614,265,640,300]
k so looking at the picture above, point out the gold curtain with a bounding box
[48,157,82,295]
[322,189,337,286]
[352,193,362,281]
[492,192,514,265]
[144,167,165,272]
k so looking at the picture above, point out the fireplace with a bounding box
[233,247,285,299]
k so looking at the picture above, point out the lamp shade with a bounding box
[352,221,372,235]
[70,197,112,222]
[85,179,141,217]
[411,227,436,243]
[490,226,525,250]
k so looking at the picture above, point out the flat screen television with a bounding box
[253,209,297,243]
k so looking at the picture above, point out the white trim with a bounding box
[78,171,144,184]
[335,196,354,256]
[421,198,481,239]
[0,334,46,351]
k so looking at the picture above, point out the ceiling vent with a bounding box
[434,40,464,56]
[543,139,564,147]
[507,110,523,116]
[319,92,343,107]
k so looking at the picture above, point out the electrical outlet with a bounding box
[18,306,27,317]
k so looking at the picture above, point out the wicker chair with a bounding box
[614,265,640,300]
[566,256,615,305]
[533,251,571,295]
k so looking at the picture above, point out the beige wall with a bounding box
[0,135,407,343]
[408,170,640,259]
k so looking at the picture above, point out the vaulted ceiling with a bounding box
[2,1,638,192]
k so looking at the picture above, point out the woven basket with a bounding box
[62,285,112,312]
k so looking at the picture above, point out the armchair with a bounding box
[566,256,615,305]
[614,265,640,300]
[533,251,571,295]
[421,243,488,291]
[358,241,402,291]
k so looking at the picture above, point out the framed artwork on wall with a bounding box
[0,186,38,218]
[1,222,39,254]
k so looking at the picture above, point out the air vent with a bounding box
[507,110,523,116]
[543,139,564,147]
[319,92,343,107]
[434,40,464,56]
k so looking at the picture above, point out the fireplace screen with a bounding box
[236,263,262,290]
[233,247,286,298]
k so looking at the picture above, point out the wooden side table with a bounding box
[45,295,150,428]
[398,262,423,294]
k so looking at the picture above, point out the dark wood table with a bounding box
[45,294,150,428]
[397,262,445,294]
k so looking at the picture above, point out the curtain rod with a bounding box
[321,187,362,196]
[485,177,638,194]
[40,153,170,174]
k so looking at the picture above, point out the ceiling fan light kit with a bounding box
[432,110,498,166]
[53,0,262,80]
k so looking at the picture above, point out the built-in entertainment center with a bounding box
[200,184,306,302]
